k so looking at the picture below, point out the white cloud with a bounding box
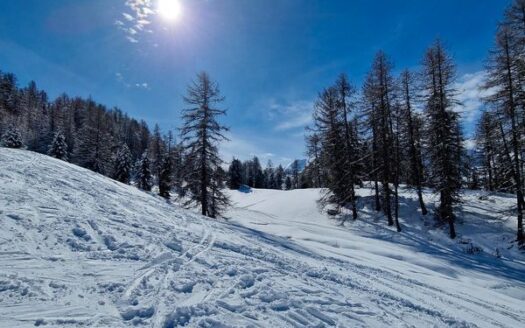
[262,99,313,131]
[115,72,150,90]
[453,71,496,130]
[118,0,156,43]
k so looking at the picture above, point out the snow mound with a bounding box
[0,148,524,327]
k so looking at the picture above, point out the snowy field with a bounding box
[0,148,524,327]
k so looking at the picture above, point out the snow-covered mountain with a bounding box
[1,148,525,327]
[284,158,307,173]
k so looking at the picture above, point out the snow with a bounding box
[1,148,525,327]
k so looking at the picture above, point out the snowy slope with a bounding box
[0,148,524,327]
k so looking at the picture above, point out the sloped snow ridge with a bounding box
[0,148,524,327]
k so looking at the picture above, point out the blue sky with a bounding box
[0,0,510,164]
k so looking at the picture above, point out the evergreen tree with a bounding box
[285,176,293,190]
[335,74,359,220]
[252,156,265,188]
[158,152,173,199]
[113,143,132,184]
[48,130,68,160]
[228,158,243,190]
[136,152,153,191]
[305,132,324,188]
[274,165,285,190]
[291,160,300,189]
[475,111,499,191]
[422,40,462,239]
[1,124,23,148]
[484,24,525,244]
[264,160,275,189]
[180,72,229,218]
[363,52,396,226]
[312,87,351,214]
[400,70,428,215]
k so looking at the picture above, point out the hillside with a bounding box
[1,148,525,327]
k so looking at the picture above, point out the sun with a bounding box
[158,0,182,22]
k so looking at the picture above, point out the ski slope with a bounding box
[0,148,524,327]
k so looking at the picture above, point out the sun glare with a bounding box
[158,0,182,22]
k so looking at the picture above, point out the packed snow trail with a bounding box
[0,149,524,327]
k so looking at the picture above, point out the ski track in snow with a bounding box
[0,148,524,327]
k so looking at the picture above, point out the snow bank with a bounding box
[0,148,524,327]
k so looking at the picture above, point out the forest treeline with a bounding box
[0,71,229,218]
[302,0,525,243]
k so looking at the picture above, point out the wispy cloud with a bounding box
[116,72,151,90]
[263,99,313,131]
[116,0,155,43]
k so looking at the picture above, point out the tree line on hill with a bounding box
[227,157,313,191]
[0,71,229,218]
[303,0,525,245]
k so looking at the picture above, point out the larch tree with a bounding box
[421,40,462,239]
[363,51,396,226]
[484,25,525,244]
[180,72,230,218]
[335,74,359,220]
[400,70,428,215]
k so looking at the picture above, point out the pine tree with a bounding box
[476,111,499,191]
[252,156,265,188]
[180,72,230,218]
[312,87,351,214]
[400,70,428,215]
[335,74,359,220]
[1,124,23,148]
[150,124,164,179]
[285,176,293,190]
[422,40,462,239]
[264,160,275,189]
[228,158,243,190]
[305,132,323,188]
[484,24,525,244]
[363,52,396,226]
[274,165,285,190]
[158,152,173,199]
[48,130,68,160]
[291,160,300,189]
[113,144,133,184]
[136,152,153,191]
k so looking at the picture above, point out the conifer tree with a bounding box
[422,40,462,239]
[291,160,300,189]
[158,152,173,199]
[180,72,229,218]
[228,158,243,190]
[1,124,23,148]
[335,74,359,220]
[285,176,293,190]
[363,52,396,226]
[274,165,285,190]
[264,160,275,189]
[136,152,153,191]
[48,130,68,160]
[400,70,428,215]
[484,24,525,244]
[113,143,132,184]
